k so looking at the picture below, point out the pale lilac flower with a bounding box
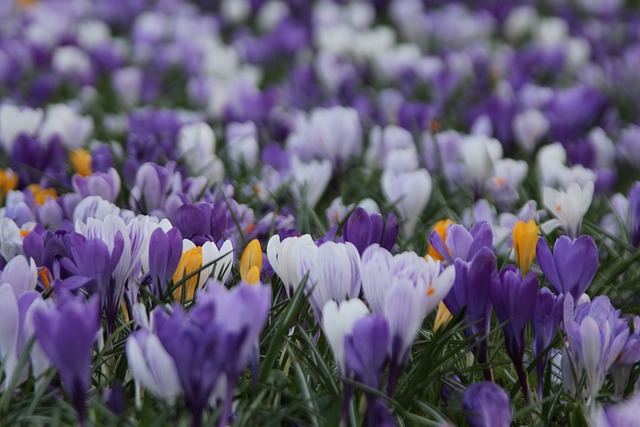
[381,168,432,235]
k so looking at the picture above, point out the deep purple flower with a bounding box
[491,265,538,403]
[462,382,512,427]
[344,314,389,390]
[531,288,564,399]
[343,207,398,254]
[610,316,640,396]
[33,292,101,424]
[147,227,182,296]
[536,235,598,300]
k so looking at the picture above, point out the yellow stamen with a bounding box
[18,0,38,9]
[513,220,539,275]
[20,230,31,237]
[427,283,435,296]
[38,267,53,290]
[0,169,18,201]
[434,301,453,332]
[172,247,203,302]
[70,148,93,177]
[240,239,262,284]
[427,219,454,261]
[121,300,130,322]
[27,184,57,206]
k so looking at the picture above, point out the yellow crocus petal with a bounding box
[38,267,53,290]
[70,148,93,177]
[27,184,57,206]
[0,169,18,200]
[434,301,453,332]
[18,0,38,9]
[245,266,261,285]
[513,220,539,275]
[121,300,130,322]
[172,247,203,302]
[240,239,262,283]
[427,219,454,261]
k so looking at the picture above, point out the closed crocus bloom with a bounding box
[290,156,332,209]
[512,220,538,274]
[343,207,398,254]
[513,109,549,153]
[239,239,262,284]
[543,181,594,238]
[536,235,598,300]
[462,382,512,427]
[381,168,432,235]
[178,122,224,183]
[563,295,629,400]
[267,234,315,296]
[226,121,259,172]
[531,288,563,399]
[39,104,93,149]
[126,328,183,405]
[629,182,640,248]
[147,227,182,295]
[427,219,453,261]
[33,292,101,424]
[72,167,121,202]
[297,241,362,320]
[322,298,369,374]
[69,148,92,177]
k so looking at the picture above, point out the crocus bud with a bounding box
[240,239,262,284]
[512,220,538,274]
[69,148,92,177]
[462,382,512,427]
[433,301,453,332]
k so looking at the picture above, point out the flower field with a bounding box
[1,0,640,426]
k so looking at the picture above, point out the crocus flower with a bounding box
[290,156,332,209]
[512,219,538,274]
[266,233,310,293]
[629,182,640,248]
[172,239,234,302]
[322,298,369,374]
[433,301,453,332]
[239,239,262,284]
[462,382,512,427]
[491,265,538,403]
[0,254,38,296]
[429,221,493,264]
[381,168,432,235]
[33,292,101,424]
[531,288,564,399]
[0,168,18,201]
[610,316,640,396]
[0,104,43,152]
[591,392,640,427]
[39,104,93,149]
[178,122,224,184]
[562,294,629,401]
[69,148,92,177]
[543,181,594,238]
[72,167,121,202]
[427,219,453,261]
[536,235,598,300]
[297,241,361,320]
[146,227,183,296]
[342,207,398,255]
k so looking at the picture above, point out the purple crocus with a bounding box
[72,167,121,203]
[33,292,101,425]
[562,294,629,400]
[629,182,640,248]
[345,315,393,426]
[343,207,398,254]
[491,265,538,403]
[462,382,512,427]
[444,246,498,380]
[146,227,182,296]
[531,288,564,399]
[610,316,640,396]
[429,221,493,265]
[536,235,598,300]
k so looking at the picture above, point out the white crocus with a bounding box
[178,122,225,184]
[39,104,93,149]
[181,239,234,287]
[459,134,503,191]
[0,105,43,151]
[321,298,369,374]
[290,156,332,209]
[381,168,432,235]
[513,109,549,153]
[537,142,567,187]
[543,181,594,238]
[267,234,315,297]
[0,218,25,261]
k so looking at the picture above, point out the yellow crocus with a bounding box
[70,148,93,177]
[27,184,57,205]
[427,219,454,261]
[172,247,204,302]
[0,169,18,201]
[434,301,453,332]
[513,220,539,275]
[240,239,262,284]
